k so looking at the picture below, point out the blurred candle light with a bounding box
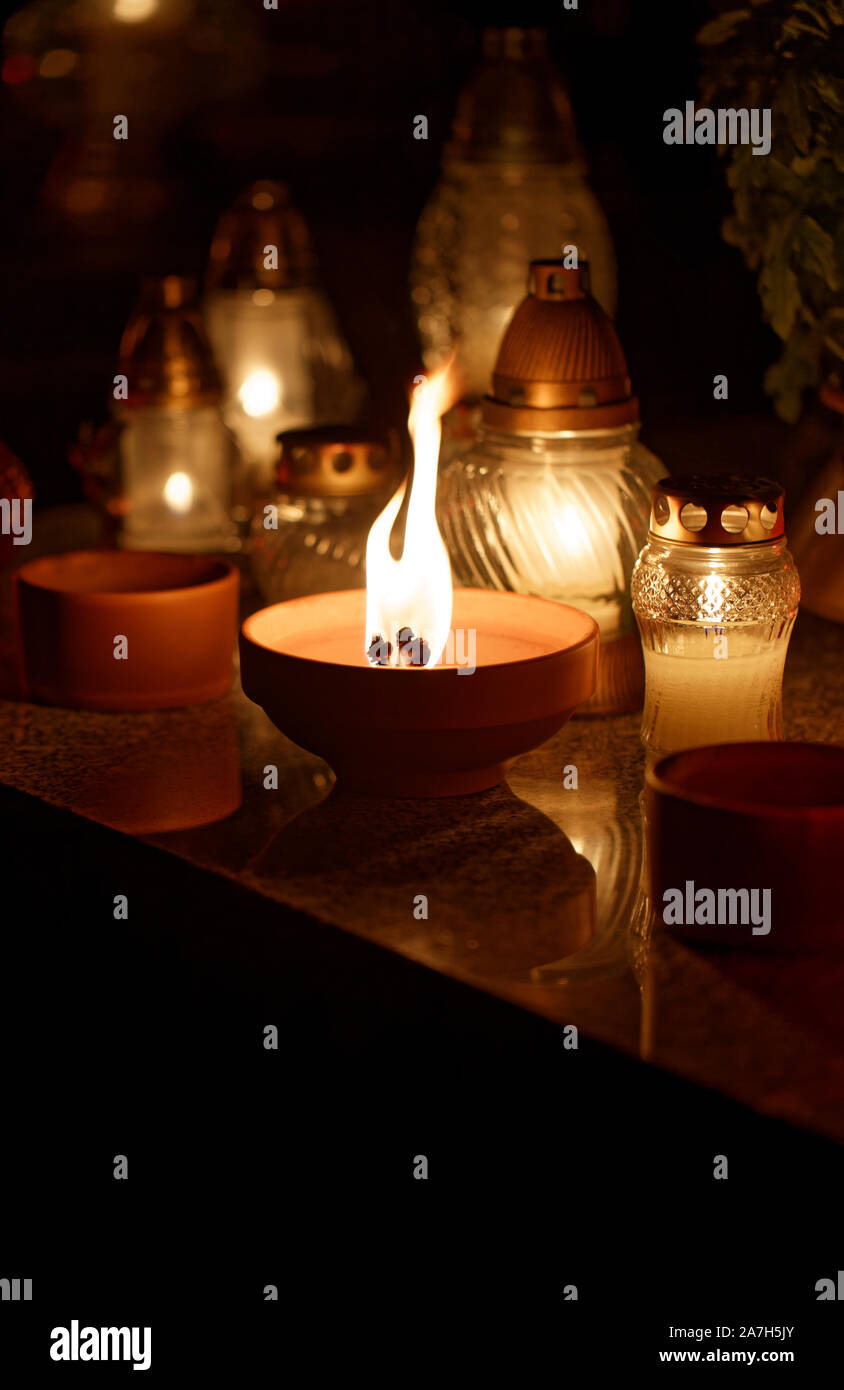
[411,27,616,402]
[204,181,364,496]
[114,277,238,552]
[238,369,281,419]
[163,471,193,514]
[113,0,159,22]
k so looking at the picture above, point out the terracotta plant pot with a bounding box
[240,587,598,797]
[15,550,239,710]
[647,742,844,951]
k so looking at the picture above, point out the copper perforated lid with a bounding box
[206,180,317,292]
[648,475,786,545]
[482,259,638,432]
[448,27,581,166]
[275,427,401,498]
[117,276,222,408]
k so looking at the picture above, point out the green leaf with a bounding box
[812,72,844,111]
[697,9,751,46]
[790,150,821,175]
[759,258,801,338]
[760,157,805,196]
[794,2,831,31]
[798,214,840,287]
[780,73,812,154]
[783,13,831,38]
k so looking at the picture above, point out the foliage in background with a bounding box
[698,0,844,420]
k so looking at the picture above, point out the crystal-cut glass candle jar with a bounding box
[250,427,400,602]
[411,26,616,401]
[631,475,801,757]
[439,258,663,715]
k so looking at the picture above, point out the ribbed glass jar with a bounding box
[439,424,663,714]
[250,493,384,603]
[631,534,801,757]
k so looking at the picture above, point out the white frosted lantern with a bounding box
[411,26,616,403]
[114,276,238,553]
[204,180,364,493]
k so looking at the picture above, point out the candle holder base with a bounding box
[240,589,598,799]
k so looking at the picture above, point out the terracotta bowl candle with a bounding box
[15,550,239,710]
[240,358,597,794]
[240,587,598,796]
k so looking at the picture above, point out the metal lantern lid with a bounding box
[482,259,639,433]
[117,276,222,409]
[447,27,582,166]
[275,426,401,499]
[206,180,317,292]
[648,475,786,546]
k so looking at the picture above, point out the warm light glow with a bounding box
[238,369,281,418]
[555,503,592,559]
[40,49,77,79]
[163,471,193,514]
[365,358,460,669]
[699,572,727,621]
[113,0,158,21]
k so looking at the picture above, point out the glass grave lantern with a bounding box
[439,257,663,715]
[631,475,801,757]
[114,276,238,553]
[250,426,401,603]
[204,181,364,495]
[411,26,616,404]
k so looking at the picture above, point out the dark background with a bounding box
[2,2,842,1373]
[0,0,784,504]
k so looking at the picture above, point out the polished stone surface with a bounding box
[2,510,843,1142]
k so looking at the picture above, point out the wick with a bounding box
[367,627,430,667]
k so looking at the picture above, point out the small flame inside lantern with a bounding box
[239,369,281,419]
[365,359,460,669]
[163,471,193,514]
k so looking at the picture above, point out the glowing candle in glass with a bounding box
[204,181,364,494]
[439,258,663,714]
[631,476,801,758]
[114,276,238,553]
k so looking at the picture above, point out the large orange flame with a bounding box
[365,360,460,669]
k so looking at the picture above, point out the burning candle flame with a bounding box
[163,471,193,514]
[365,359,460,669]
[239,369,281,418]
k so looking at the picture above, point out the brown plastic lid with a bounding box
[648,475,786,546]
[275,426,401,498]
[117,276,222,409]
[482,259,638,432]
[206,180,317,292]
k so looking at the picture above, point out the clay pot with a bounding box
[15,550,239,710]
[647,742,844,951]
[240,587,598,797]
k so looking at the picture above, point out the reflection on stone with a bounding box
[249,782,596,979]
[513,775,643,987]
[73,702,242,833]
